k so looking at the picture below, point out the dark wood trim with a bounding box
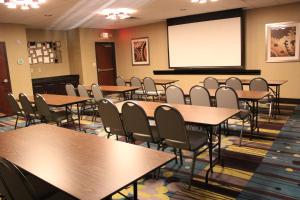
[0,42,12,93]
[280,98,300,104]
[166,8,245,69]
[153,69,261,75]
[95,42,117,85]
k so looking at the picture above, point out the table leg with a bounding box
[77,103,81,131]
[133,181,138,200]
[205,126,214,184]
[255,100,259,133]
[276,85,281,115]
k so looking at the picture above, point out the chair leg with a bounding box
[188,153,197,190]
[173,148,178,164]
[179,149,183,165]
[239,120,245,146]
[147,142,150,148]
[14,115,19,129]
[268,102,273,123]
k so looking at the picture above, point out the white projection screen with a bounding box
[168,17,242,68]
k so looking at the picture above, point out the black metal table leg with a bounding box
[133,181,138,200]
[77,103,81,131]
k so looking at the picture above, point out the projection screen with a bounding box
[168,17,242,68]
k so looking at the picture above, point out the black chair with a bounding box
[0,157,76,200]
[6,93,25,129]
[19,93,39,127]
[154,105,209,189]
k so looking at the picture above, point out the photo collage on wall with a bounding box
[28,41,62,64]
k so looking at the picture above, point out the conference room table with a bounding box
[84,85,141,100]
[211,79,288,115]
[115,100,240,184]
[125,78,179,91]
[0,124,174,200]
[183,88,270,134]
[27,94,90,130]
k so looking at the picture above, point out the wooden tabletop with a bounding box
[0,124,174,200]
[182,88,270,101]
[27,94,90,107]
[125,79,179,85]
[214,79,288,86]
[116,101,239,126]
[84,85,140,93]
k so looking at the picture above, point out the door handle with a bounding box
[97,68,114,72]
[2,79,8,83]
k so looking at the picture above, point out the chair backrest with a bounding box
[154,105,189,149]
[226,77,243,91]
[34,94,52,121]
[122,101,154,141]
[0,157,36,200]
[116,76,126,86]
[215,86,239,109]
[91,84,104,102]
[65,84,77,96]
[19,93,35,116]
[189,85,211,107]
[166,85,185,104]
[77,85,89,97]
[249,78,269,91]
[98,99,126,137]
[6,93,22,115]
[130,77,142,88]
[203,77,219,89]
[143,77,157,94]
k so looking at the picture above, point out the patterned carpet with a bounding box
[0,103,299,200]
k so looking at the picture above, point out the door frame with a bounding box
[0,42,13,115]
[94,42,117,85]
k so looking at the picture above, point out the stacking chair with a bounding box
[130,77,144,99]
[91,84,104,121]
[0,157,76,200]
[143,77,165,101]
[189,85,211,107]
[203,77,219,89]
[7,93,25,129]
[116,76,126,86]
[225,77,243,91]
[19,93,39,127]
[65,84,77,96]
[154,105,208,189]
[166,85,185,104]
[122,101,160,147]
[34,94,73,127]
[215,87,251,146]
[250,78,273,122]
[98,99,127,141]
[78,84,96,118]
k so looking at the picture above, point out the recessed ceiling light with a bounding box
[99,8,136,20]
[0,0,46,10]
[191,0,218,3]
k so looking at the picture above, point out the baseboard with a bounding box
[280,98,300,104]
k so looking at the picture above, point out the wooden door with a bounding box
[95,43,116,85]
[0,42,12,115]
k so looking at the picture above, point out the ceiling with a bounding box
[0,0,299,30]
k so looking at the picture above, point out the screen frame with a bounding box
[166,8,245,69]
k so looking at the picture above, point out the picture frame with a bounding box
[131,37,150,65]
[266,21,300,62]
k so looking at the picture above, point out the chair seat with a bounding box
[135,90,144,95]
[51,110,69,122]
[188,131,208,151]
[132,126,160,143]
[234,109,251,120]
[25,174,57,199]
[146,90,165,96]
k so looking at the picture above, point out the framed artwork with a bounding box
[131,37,150,65]
[266,22,300,62]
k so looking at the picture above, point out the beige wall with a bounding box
[0,23,33,95]
[26,29,70,78]
[115,2,300,98]
[67,28,84,83]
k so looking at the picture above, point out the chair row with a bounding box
[98,99,209,189]
[7,93,73,129]
[117,76,164,101]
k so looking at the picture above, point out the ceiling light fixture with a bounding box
[191,0,218,3]
[99,8,136,20]
[0,0,46,10]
